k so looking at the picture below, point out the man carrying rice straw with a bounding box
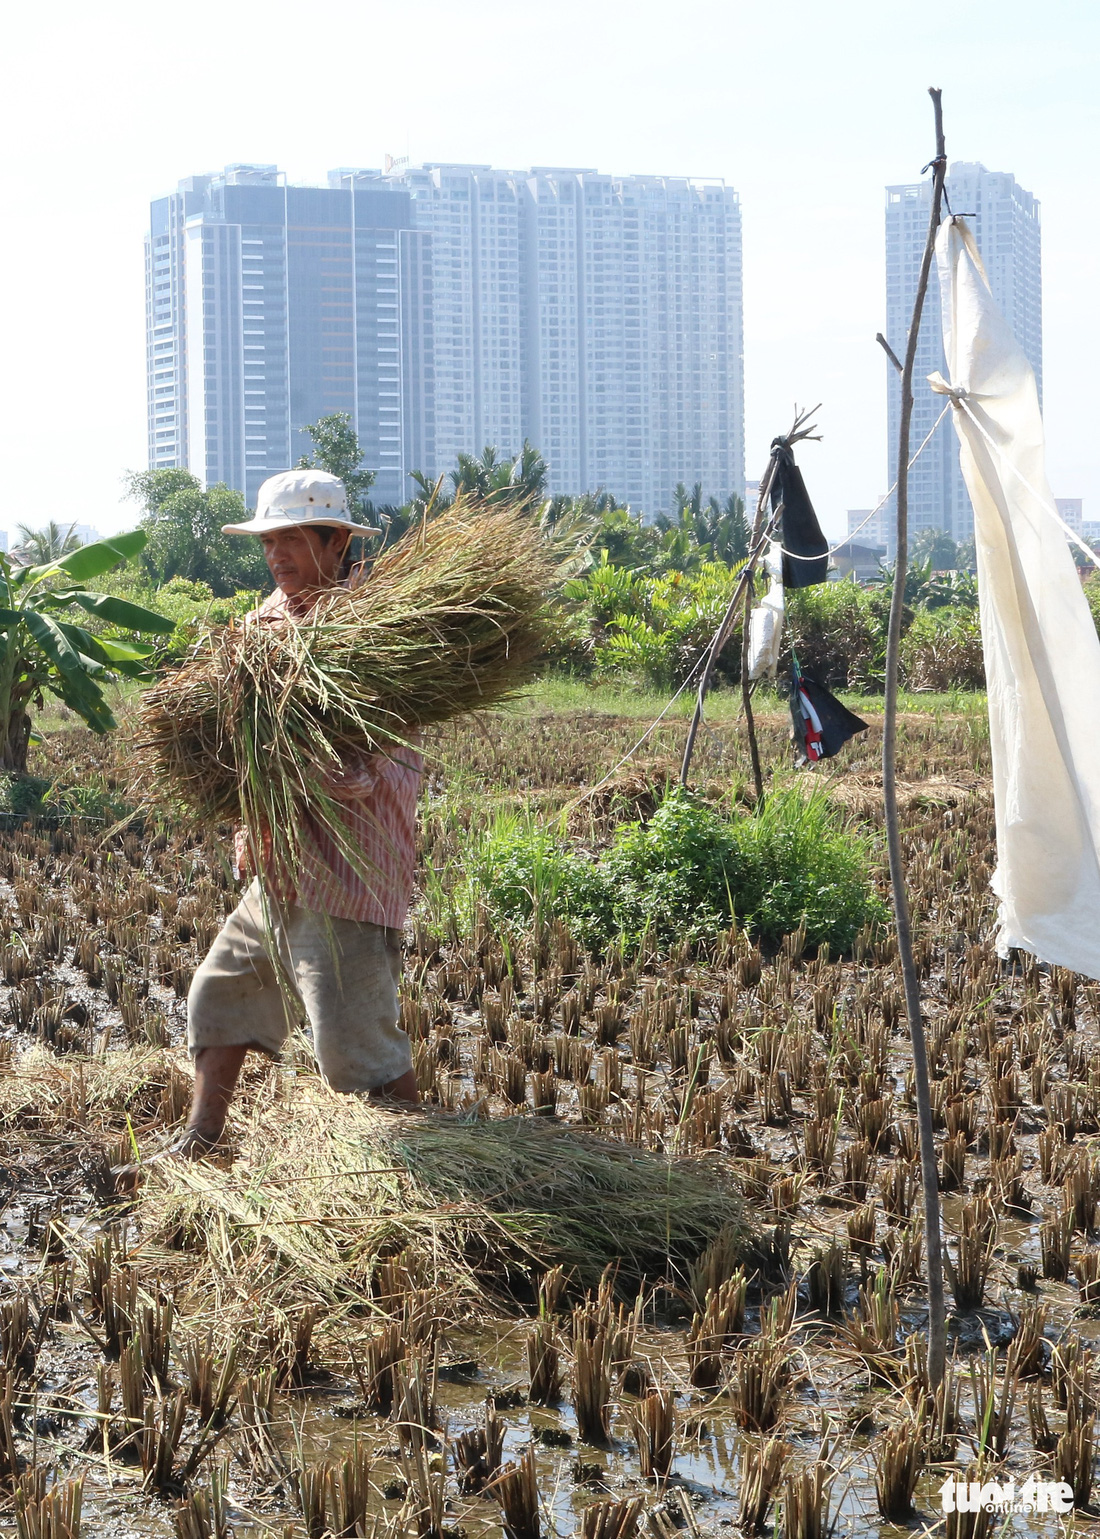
[176,469,421,1158]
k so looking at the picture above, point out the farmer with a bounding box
[176,468,421,1159]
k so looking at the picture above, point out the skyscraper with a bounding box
[147,165,431,508]
[883,161,1041,548]
[148,163,744,514]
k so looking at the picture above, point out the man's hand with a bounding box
[234,827,272,880]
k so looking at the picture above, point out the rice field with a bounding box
[0,684,1095,1536]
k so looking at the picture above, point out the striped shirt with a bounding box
[235,586,422,928]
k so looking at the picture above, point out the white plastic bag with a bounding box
[747,542,786,681]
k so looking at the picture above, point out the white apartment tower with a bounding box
[387,163,744,509]
[149,163,744,514]
[884,161,1041,548]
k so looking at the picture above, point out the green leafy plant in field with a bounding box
[0,771,136,826]
[563,559,746,689]
[462,812,615,948]
[0,531,174,772]
[142,579,265,661]
[785,579,889,691]
[715,789,887,952]
[601,788,740,944]
[461,786,885,955]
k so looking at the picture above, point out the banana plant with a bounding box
[0,529,174,772]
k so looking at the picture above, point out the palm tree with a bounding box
[450,442,549,503]
[911,526,958,571]
[656,487,750,567]
[699,493,750,565]
[11,521,82,566]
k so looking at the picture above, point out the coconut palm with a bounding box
[12,521,82,566]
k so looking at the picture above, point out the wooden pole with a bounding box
[883,86,948,1388]
[678,463,775,789]
[738,475,777,804]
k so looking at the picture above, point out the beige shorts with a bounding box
[186,880,413,1093]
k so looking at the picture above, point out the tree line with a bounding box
[124,413,753,598]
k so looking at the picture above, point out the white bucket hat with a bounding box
[222,469,382,536]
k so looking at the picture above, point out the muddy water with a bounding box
[37,1306,1084,1539]
[0,1227,1091,1539]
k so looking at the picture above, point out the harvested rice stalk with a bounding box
[14,1472,84,1539]
[142,1078,751,1320]
[582,1496,645,1539]
[780,1455,838,1539]
[453,1400,504,1494]
[873,1414,924,1521]
[527,1319,563,1405]
[172,1460,228,1539]
[494,1447,541,1539]
[136,496,564,884]
[632,1389,675,1482]
[739,1437,789,1535]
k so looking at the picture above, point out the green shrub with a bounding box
[785,579,888,691]
[1082,572,1100,640]
[721,789,887,951]
[899,607,985,692]
[462,812,615,947]
[462,786,885,955]
[0,772,135,825]
[144,579,265,661]
[562,560,745,690]
[78,568,267,663]
[601,789,740,944]
[0,775,51,818]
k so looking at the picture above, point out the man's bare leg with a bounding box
[372,1068,420,1107]
[177,1044,251,1157]
[174,1052,418,1161]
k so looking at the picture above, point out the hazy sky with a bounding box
[2,0,1097,541]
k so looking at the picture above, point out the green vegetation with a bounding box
[563,558,744,691]
[0,530,173,773]
[562,564,988,694]
[134,578,264,661]
[12,520,83,564]
[462,785,885,954]
[118,434,999,700]
[126,468,269,595]
[0,769,134,825]
[297,411,377,519]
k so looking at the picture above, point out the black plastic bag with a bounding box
[771,441,829,588]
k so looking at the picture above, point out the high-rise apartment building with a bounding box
[148,163,743,515]
[147,165,430,507]
[847,506,890,548]
[884,161,1041,549]
[359,163,744,509]
[1056,498,1083,535]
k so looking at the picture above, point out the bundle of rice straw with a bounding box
[141,1076,752,1321]
[137,496,561,863]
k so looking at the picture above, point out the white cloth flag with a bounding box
[934,217,1100,979]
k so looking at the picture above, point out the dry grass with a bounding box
[138,1071,751,1325]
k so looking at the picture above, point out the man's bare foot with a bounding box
[171,1125,223,1161]
[110,1125,222,1178]
[369,1090,422,1112]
